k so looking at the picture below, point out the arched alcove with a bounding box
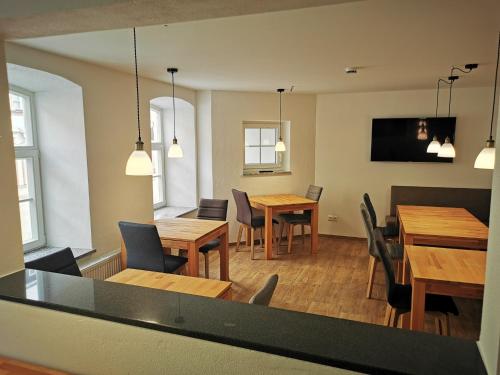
[150,96,197,214]
[7,63,92,250]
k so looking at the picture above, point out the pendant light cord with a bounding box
[171,70,177,140]
[133,28,142,142]
[489,32,500,140]
[448,79,453,117]
[279,90,282,138]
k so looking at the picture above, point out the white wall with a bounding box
[36,86,92,249]
[196,90,214,200]
[315,87,494,238]
[0,40,24,277]
[5,42,196,255]
[162,101,197,208]
[0,300,352,375]
[210,90,316,241]
[478,96,500,375]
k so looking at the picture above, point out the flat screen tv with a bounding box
[370,117,456,163]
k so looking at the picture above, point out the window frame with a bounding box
[150,105,167,209]
[242,122,284,172]
[10,86,46,252]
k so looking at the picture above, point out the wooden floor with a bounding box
[203,235,482,339]
[0,357,66,375]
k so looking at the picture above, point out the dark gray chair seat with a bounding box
[199,239,221,253]
[278,213,309,224]
[252,216,279,228]
[25,247,82,277]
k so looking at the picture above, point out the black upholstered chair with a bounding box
[363,193,398,238]
[25,247,82,276]
[118,221,187,274]
[360,203,403,299]
[375,233,458,335]
[278,185,323,253]
[196,198,228,278]
[249,274,279,306]
[232,189,278,260]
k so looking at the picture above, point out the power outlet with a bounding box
[327,214,338,222]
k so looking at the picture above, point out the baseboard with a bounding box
[227,233,365,246]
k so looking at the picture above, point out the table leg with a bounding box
[311,203,319,254]
[264,206,274,259]
[402,235,412,285]
[219,225,230,281]
[187,242,199,277]
[410,279,426,331]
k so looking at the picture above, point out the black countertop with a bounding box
[0,270,486,375]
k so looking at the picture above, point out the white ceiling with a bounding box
[7,64,80,92]
[13,0,500,93]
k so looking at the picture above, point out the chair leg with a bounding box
[260,227,264,248]
[272,225,277,255]
[250,228,255,260]
[384,305,393,327]
[203,252,209,279]
[236,224,243,252]
[366,256,378,299]
[392,310,401,328]
[434,316,443,335]
[287,224,294,254]
[440,314,451,336]
[301,224,305,246]
[278,221,284,248]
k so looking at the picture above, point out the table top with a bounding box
[106,268,232,298]
[406,245,486,286]
[397,205,489,240]
[154,217,227,242]
[249,194,317,207]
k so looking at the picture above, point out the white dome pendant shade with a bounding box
[474,140,495,169]
[437,137,456,158]
[126,141,153,175]
[275,88,286,152]
[126,27,153,176]
[475,33,499,170]
[168,138,184,158]
[426,136,441,153]
[167,67,184,159]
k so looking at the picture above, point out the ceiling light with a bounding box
[427,136,441,153]
[275,88,286,152]
[438,137,456,158]
[474,33,499,170]
[167,67,183,158]
[126,28,153,176]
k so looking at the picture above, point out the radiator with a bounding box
[81,251,122,280]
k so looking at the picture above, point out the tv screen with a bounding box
[370,117,456,163]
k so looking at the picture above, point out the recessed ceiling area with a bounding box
[12,0,500,93]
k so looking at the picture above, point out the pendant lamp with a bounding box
[275,88,286,152]
[474,33,499,170]
[427,136,441,153]
[167,68,183,158]
[437,75,458,158]
[126,28,153,176]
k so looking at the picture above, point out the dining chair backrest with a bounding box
[249,274,279,306]
[374,230,397,305]
[363,193,378,228]
[360,203,377,258]
[232,189,253,227]
[118,221,165,273]
[197,198,228,221]
[25,247,82,277]
[306,185,323,201]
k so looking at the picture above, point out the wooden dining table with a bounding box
[120,218,229,281]
[397,205,488,283]
[249,194,319,259]
[406,245,486,331]
[106,268,232,300]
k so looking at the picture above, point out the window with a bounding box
[150,106,166,208]
[243,123,283,172]
[9,88,45,251]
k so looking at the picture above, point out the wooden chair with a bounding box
[232,189,278,260]
[278,185,323,253]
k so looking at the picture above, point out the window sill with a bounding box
[242,171,292,177]
[24,247,96,263]
[154,206,197,220]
